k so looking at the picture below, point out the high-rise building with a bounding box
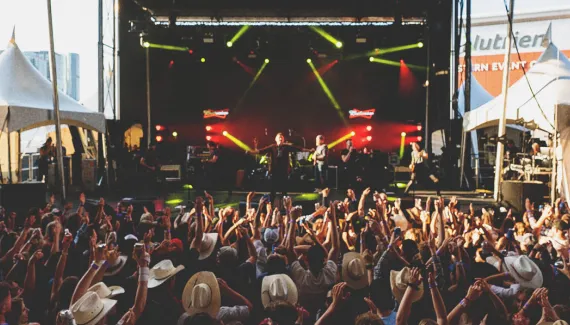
[66,53,80,100]
[21,51,80,101]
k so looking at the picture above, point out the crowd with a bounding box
[0,188,568,325]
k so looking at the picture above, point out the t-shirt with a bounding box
[314,144,328,167]
[381,311,397,325]
[290,260,337,314]
[259,144,300,176]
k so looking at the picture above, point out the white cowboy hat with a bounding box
[503,255,543,289]
[198,233,218,260]
[261,274,298,308]
[390,267,424,303]
[71,291,117,325]
[148,259,185,288]
[88,282,125,299]
[104,255,128,277]
[342,252,368,290]
[182,271,221,318]
[486,251,518,271]
[391,214,409,232]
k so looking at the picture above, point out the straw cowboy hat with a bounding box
[71,291,117,325]
[88,282,125,299]
[199,233,219,260]
[261,274,298,308]
[390,267,424,303]
[182,271,221,318]
[391,214,409,232]
[148,259,185,288]
[342,252,368,290]
[486,251,517,271]
[503,255,543,289]
[104,255,128,277]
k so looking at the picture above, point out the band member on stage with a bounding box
[341,139,358,188]
[38,137,54,182]
[140,143,160,172]
[313,135,328,190]
[247,132,311,203]
[404,142,440,196]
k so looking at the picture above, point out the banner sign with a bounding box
[349,108,375,119]
[203,109,229,119]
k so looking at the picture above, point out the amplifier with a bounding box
[160,165,181,182]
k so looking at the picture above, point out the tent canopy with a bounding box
[0,37,105,133]
[463,43,570,133]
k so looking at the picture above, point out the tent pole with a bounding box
[7,127,11,184]
[46,0,66,201]
[551,105,558,205]
[493,0,515,202]
[459,131,466,188]
[146,47,151,148]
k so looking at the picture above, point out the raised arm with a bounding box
[51,232,73,303]
[396,268,422,325]
[22,250,43,299]
[190,197,204,250]
[427,272,448,325]
[358,188,371,217]
[328,202,340,262]
[71,245,108,305]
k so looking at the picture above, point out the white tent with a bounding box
[463,43,570,133]
[458,75,495,154]
[0,35,105,183]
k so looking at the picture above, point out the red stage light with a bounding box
[188,49,193,54]
[366,125,372,131]
[417,136,422,142]
[205,125,212,131]
[155,135,163,142]
[400,59,404,63]
[206,135,212,141]
[169,60,174,69]
[155,125,164,131]
[366,136,372,141]
[417,124,422,131]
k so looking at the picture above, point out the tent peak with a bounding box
[7,26,17,48]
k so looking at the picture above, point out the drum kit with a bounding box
[503,152,552,181]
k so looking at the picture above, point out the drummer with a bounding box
[505,140,520,161]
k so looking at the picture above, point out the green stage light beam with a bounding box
[142,42,189,52]
[309,26,343,48]
[328,131,356,149]
[228,25,250,47]
[223,131,253,151]
[400,132,406,158]
[345,42,424,61]
[235,60,269,110]
[307,60,347,125]
[369,57,426,71]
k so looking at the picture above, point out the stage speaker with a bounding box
[500,181,548,214]
[0,183,46,220]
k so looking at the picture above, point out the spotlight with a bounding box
[335,41,343,48]
[417,136,422,141]
[222,131,228,136]
[401,132,406,137]
[350,131,356,136]
[206,135,212,141]
[205,125,212,131]
[306,58,312,63]
[417,42,424,48]
[366,136,372,141]
[366,125,372,131]
[226,41,233,47]
[400,59,404,63]
[201,58,206,63]
[188,49,193,54]
[142,42,150,48]
[369,57,374,62]
[264,58,269,63]
[417,124,422,131]
[155,125,164,131]
[155,135,163,142]
[172,131,178,137]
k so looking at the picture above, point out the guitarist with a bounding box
[140,142,163,186]
[404,142,440,196]
[313,135,329,191]
[38,137,54,182]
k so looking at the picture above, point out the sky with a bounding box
[470,0,570,18]
[0,0,99,103]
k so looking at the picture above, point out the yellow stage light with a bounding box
[306,58,312,63]
[329,132,356,149]
[401,132,406,137]
[226,41,233,47]
[143,42,150,48]
[335,41,343,48]
[222,131,228,136]
[417,42,424,48]
[351,131,356,136]
[201,58,206,63]
[265,58,269,63]
[369,57,374,62]
[172,131,178,137]
[223,131,252,151]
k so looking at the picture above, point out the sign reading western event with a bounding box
[203,109,229,119]
[348,109,375,119]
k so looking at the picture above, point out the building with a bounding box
[22,51,80,101]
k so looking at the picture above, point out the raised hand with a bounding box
[466,283,483,301]
[331,282,350,306]
[362,187,371,196]
[290,206,302,221]
[409,267,422,285]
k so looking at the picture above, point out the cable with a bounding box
[502,0,555,131]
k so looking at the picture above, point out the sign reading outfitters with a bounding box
[349,108,375,119]
[203,109,229,119]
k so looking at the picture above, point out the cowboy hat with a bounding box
[503,255,543,289]
[390,267,424,303]
[88,282,125,299]
[261,274,298,308]
[342,252,368,290]
[391,214,409,232]
[148,259,185,288]
[198,233,218,260]
[182,271,221,318]
[485,251,517,271]
[104,255,128,277]
[71,291,117,325]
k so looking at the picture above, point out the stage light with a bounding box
[222,131,228,136]
[399,133,406,158]
[335,41,343,48]
[401,132,406,137]
[307,59,346,125]
[188,49,193,54]
[417,124,422,131]
[400,59,404,63]
[366,136,372,141]
[306,58,312,63]
[222,131,252,151]
[417,42,424,48]
[172,131,178,137]
[264,58,269,63]
[201,57,206,63]
[155,125,164,131]
[366,125,372,131]
[369,57,374,62]
[206,135,212,141]
[228,25,250,47]
[205,125,212,131]
[351,131,356,136]
[417,136,422,141]
[226,41,233,47]
[141,42,189,52]
[328,132,355,149]
[143,42,150,48]
[156,135,163,142]
[309,26,344,49]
